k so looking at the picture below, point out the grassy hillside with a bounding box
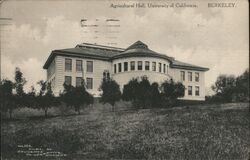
[1,103,249,159]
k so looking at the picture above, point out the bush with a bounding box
[122,77,161,108]
[122,78,139,102]
[99,78,121,111]
[60,82,93,114]
[211,69,249,103]
[160,79,185,107]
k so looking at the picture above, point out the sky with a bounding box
[0,0,249,95]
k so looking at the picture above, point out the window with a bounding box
[76,60,82,72]
[87,61,93,72]
[188,72,192,81]
[86,78,93,89]
[159,63,162,72]
[138,61,142,70]
[188,86,192,96]
[76,77,83,87]
[124,62,128,71]
[163,64,166,73]
[181,71,185,81]
[152,62,156,71]
[130,61,135,71]
[195,86,200,96]
[64,76,72,85]
[118,63,122,72]
[195,72,199,82]
[65,58,72,71]
[114,64,117,73]
[145,61,150,70]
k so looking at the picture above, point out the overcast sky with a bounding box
[0,0,249,95]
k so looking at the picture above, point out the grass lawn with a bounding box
[1,102,249,159]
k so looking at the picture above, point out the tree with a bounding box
[122,77,161,108]
[60,83,74,109]
[71,85,93,114]
[161,79,185,106]
[208,69,249,103]
[234,69,249,102]
[60,82,93,114]
[0,79,15,119]
[1,67,27,119]
[37,81,58,117]
[13,67,27,109]
[122,78,140,101]
[137,76,151,108]
[148,82,161,108]
[25,86,37,108]
[14,67,26,96]
[99,78,121,111]
[211,75,236,102]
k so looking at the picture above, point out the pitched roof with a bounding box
[171,60,209,71]
[112,41,175,62]
[43,43,124,69]
[43,41,209,71]
[126,40,149,50]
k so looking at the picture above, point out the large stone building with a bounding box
[43,41,209,100]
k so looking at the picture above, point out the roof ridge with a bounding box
[77,43,125,52]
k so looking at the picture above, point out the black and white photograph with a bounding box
[0,0,249,159]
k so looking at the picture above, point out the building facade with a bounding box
[43,41,209,100]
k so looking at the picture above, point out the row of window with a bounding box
[64,76,93,89]
[187,86,200,96]
[64,76,199,96]
[114,61,169,74]
[65,58,93,72]
[181,71,199,82]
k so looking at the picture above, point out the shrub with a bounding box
[161,79,185,107]
[0,79,16,119]
[210,69,249,103]
[122,77,161,108]
[60,82,93,114]
[122,78,139,101]
[148,82,161,108]
[99,78,121,111]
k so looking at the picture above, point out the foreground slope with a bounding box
[1,103,249,159]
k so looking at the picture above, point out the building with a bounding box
[43,41,209,100]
